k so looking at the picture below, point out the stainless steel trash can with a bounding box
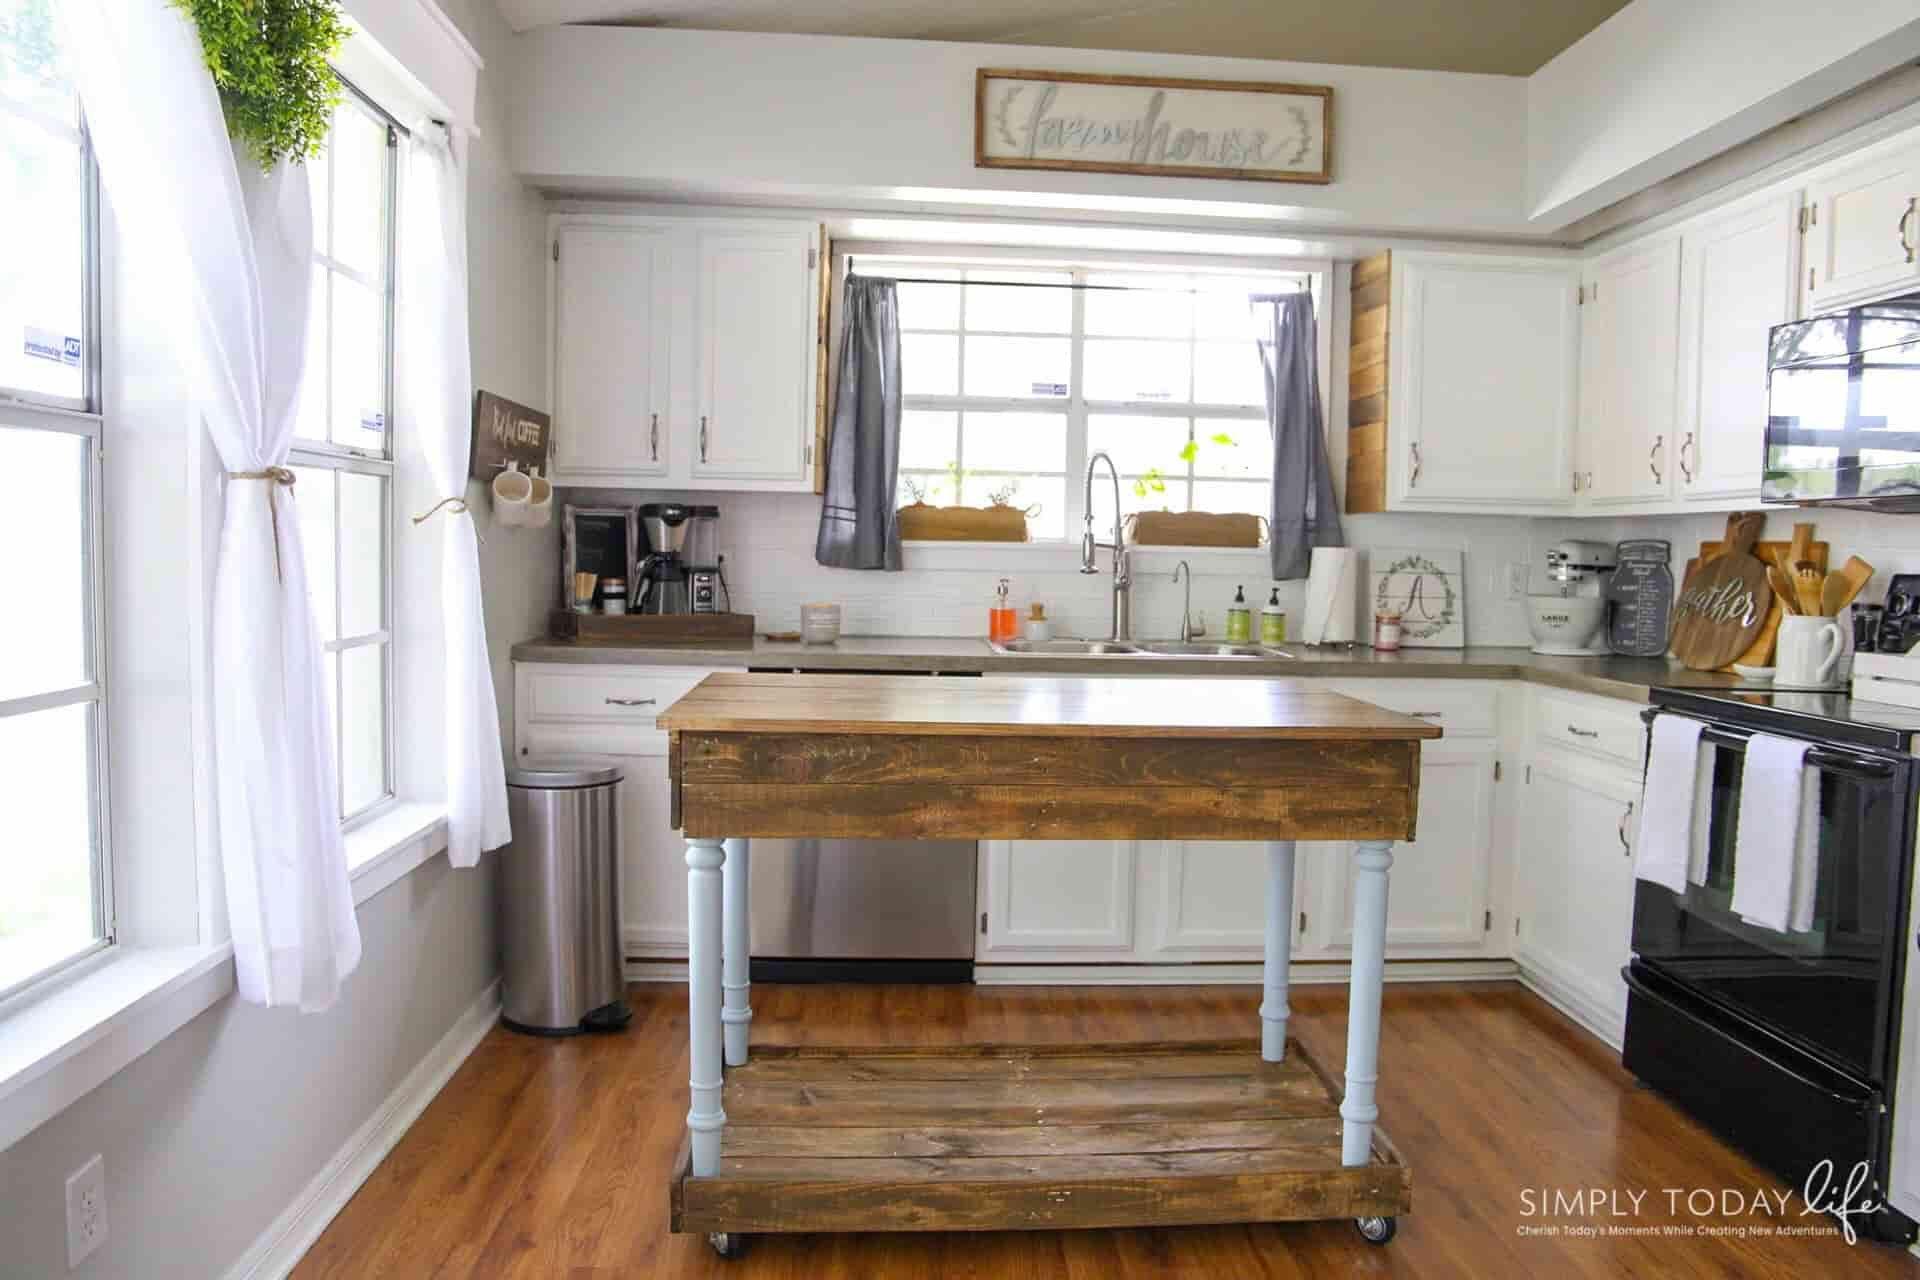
[500,761,632,1035]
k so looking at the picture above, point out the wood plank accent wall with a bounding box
[1346,251,1390,514]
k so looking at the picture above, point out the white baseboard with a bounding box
[220,979,501,1280]
[1515,963,1625,1050]
[627,960,688,982]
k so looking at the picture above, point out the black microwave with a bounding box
[1764,292,1920,510]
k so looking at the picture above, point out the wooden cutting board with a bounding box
[1669,512,1770,670]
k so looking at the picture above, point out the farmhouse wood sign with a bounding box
[975,69,1332,184]
[469,390,551,482]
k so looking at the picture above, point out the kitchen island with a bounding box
[658,672,1443,1254]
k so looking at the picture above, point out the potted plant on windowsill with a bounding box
[171,0,350,170]
[896,467,1033,542]
[1124,432,1267,548]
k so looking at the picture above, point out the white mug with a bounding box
[523,468,553,529]
[1775,614,1844,689]
[492,462,532,526]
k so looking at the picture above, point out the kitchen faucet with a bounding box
[1172,560,1194,643]
[1080,450,1132,641]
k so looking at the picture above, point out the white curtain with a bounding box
[400,126,511,867]
[59,2,360,1009]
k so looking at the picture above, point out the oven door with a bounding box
[1631,720,1913,1083]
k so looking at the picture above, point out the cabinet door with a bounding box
[1676,197,1799,502]
[1315,740,1498,957]
[1391,255,1578,508]
[1140,840,1313,961]
[1512,753,1638,1040]
[692,227,816,483]
[1805,145,1920,312]
[614,755,687,958]
[977,840,1135,960]
[1579,239,1680,507]
[550,223,673,481]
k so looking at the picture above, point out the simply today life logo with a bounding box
[1516,1160,1885,1247]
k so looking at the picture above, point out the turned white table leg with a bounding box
[1260,840,1297,1063]
[721,837,752,1068]
[1341,838,1393,1166]
[685,836,726,1177]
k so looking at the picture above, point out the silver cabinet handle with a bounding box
[605,697,657,707]
[1584,470,1594,492]
[1679,431,1694,485]
[1648,434,1663,485]
[1408,441,1421,489]
[1567,724,1599,739]
[1618,801,1634,855]
[699,415,709,463]
[1408,711,1443,719]
[649,412,660,461]
[1902,197,1917,265]
[1572,470,1582,493]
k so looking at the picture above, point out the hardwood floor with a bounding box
[295,981,1920,1278]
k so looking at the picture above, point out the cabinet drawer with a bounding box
[1534,688,1645,767]
[516,664,733,757]
[1324,680,1496,738]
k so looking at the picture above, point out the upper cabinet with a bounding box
[1577,238,1680,509]
[1346,251,1579,515]
[548,214,823,493]
[1804,142,1920,314]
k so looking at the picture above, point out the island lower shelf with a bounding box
[669,1036,1411,1234]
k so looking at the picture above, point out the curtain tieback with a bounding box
[229,466,297,581]
[411,496,484,543]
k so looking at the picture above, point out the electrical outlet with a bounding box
[66,1154,106,1269]
[1505,561,1530,601]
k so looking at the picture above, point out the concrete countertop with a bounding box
[510,634,1757,704]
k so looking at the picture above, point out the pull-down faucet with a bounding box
[1081,450,1132,641]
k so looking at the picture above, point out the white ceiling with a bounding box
[493,0,1634,77]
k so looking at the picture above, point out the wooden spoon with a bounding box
[1822,555,1875,616]
[1794,560,1826,616]
[1768,562,1801,615]
[1789,523,1815,573]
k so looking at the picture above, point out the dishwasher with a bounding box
[744,667,978,982]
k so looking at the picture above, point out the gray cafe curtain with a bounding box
[816,276,904,570]
[1253,291,1344,580]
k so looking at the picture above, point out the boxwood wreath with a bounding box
[172,0,350,170]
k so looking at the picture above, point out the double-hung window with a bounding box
[0,0,110,1001]
[290,79,401,826]
[889,260,1307,540]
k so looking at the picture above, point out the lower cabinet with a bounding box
[977,840,1138,960]
[1511,748,1640,1042]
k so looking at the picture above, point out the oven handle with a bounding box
[1639,708,1899,782]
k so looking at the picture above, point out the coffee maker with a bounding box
[1527,539,1618,656]
[636,503,726,614]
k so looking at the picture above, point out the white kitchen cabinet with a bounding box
[1511,750,1639,1044]
[692,226,818,484]
[610,754,690,957]
[1674,194,1801,503]
[1139,841,1314,960]
[1804,142,1920,313]
[1386,252,1580,511]
[549,223,675,484]
[976,840,1137,961]
[1577,238,1680,509]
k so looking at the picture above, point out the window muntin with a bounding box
[290,79,399,826]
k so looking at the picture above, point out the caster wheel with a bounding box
[707,1232,749,1260]
[1355,1216,1397,1245]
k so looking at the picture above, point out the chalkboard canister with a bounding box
[1608,538,1674,658]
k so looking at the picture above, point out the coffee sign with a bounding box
[470,391,551,481]
[975,69,1332,184]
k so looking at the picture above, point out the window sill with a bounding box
[346,801,451,906]
[902,539,1274,574]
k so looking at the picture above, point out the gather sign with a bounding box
[975,69,1332,185]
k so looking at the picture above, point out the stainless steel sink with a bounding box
[989,638,1296,660]
[991,638,1145,656]
[1138,641,1293,659]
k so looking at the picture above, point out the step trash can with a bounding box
[499,760,633,1035]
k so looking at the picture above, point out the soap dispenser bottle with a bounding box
[989,578,1017,644]
[1261,587,1287,645]
[1226,585,1252,644]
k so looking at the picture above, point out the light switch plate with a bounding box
[1505,561,1530,601]
[66,1153,106,1269]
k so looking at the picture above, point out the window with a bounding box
[889,260,1308,541]
[290,80,401,826]
[0,0,110,1001]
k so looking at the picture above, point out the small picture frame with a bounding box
[1369,547,1465,648]
[561,504,639,610]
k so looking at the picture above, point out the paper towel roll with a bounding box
[1302,547,1363,645]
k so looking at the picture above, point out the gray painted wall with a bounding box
[0,2,546,1275]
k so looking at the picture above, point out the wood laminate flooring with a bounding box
[294,981,1920,1277]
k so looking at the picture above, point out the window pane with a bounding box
[330,273,386,448]
[308,130,331,258]
[895,269,959,331]
[1194,418,1269,478]
[965,474,1064,541]
[965,271,1070,333]
[1193,480,1269,518]
[901,333,957,396]
[0,13,86,404]
[338,471,385,639]
[294,266,328,445]
[1087,412,1188,478]
[0,701,100,995]
[962,411,1066,472]
[1196,287,1268,339]
[328,101,389,280]
[1084,339,1188,402]
[1194,341,1266,407]
[963,335,1069,399]
[898,409,957,470]
[290,466,338,642]
[1085,276,1192,338]
[341,643,386,816]
[0,425,86,699]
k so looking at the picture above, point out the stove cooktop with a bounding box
[1651,684,1920,754]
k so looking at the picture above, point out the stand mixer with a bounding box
[1528,540,1618,656]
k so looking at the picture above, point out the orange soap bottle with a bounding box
[989,577,1018,644]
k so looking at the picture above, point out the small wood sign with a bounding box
[975,69,1332,184]
[1669,513,1769,670]
[470,391,551,481]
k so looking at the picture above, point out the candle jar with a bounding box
[1373,610,1402,652]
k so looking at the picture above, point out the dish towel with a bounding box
[1635,715,1707,893]
[1730,734,1821,933]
